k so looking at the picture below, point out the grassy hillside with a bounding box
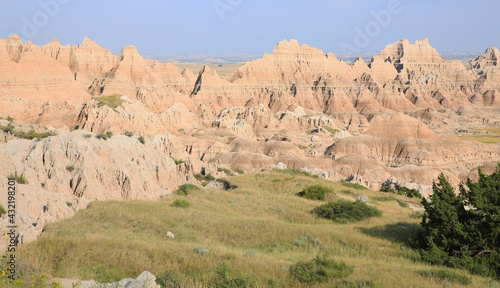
[17,170,493,287]
[458,128,500,144]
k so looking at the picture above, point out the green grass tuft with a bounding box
[171,199,191,209]
[289,255,353,283]
[418,268,472,285]
[95,95,125,110]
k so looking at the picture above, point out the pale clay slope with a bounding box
[0,36,500,248]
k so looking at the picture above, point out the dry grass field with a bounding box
[16,170,496,287]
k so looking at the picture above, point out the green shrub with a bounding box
[106,131,113,139]
[174,184,200,196]
[16,129,57,140]
[66,201,72,208]
[7,173,27,184]
[289,255,353,284]
[7,116,13,122]
[418,268,471,285]
[233,168,244,174]
[171,199,190,209]
[123,131,134,137]
[171,157,185,165]
[66,165,75,172]
[83,134,92,139]
[341,181,366,190]
[311,200,382,223]
[1,123,14,134]
[218,168,234,176]
[96,133,108,140]
[194,173,215,181]
[138,136,146,144]
[213,262,255,287]
[397,186,422,198]
[297,185,333,201]
[380,185,396,193]
[0,124,57,140]
[0,204,6,217]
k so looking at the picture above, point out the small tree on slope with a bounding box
[416,167,500,279]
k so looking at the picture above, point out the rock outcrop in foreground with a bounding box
[1,36,499,247]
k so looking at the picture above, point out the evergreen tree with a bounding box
[419,173,466,264]
[458,167,500,277]
[417,166,500,279]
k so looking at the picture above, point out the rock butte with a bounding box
[0,35,499,247]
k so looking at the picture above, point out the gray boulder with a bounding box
[271,162,287,170]
[92,271,160,288]
[356,194,369,203]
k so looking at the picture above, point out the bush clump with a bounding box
[297,185,333,201]
[233,168,244,174]
[0,123,57,140]
[138,136,146,144]
[418,268,471,285]
[381,185,422,198]
[380,185,396,193]
[7,173,27,184]
[0,204,6,217]
[289,255,353,284]
[311,200,382,223]
[171,199,190,208]
[218,168,234,176]
[174,184,200,196]
[171,157,185,165]
[96,133,108,140]
[66,165,75,172]
[397,186,422,198]
[123,131,134,137]
[194,173,215,182]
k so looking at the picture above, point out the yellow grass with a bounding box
[458,128,500,144]
[17,171,492,287]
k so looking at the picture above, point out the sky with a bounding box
[0,0,499,55]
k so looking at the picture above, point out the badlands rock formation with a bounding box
[1,36,500,246]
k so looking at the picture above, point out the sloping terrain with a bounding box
[1,36,500,251]
[17,171,494,287]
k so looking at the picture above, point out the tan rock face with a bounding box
[1,36,500,246]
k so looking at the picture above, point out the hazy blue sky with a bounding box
[0,0,499,55]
